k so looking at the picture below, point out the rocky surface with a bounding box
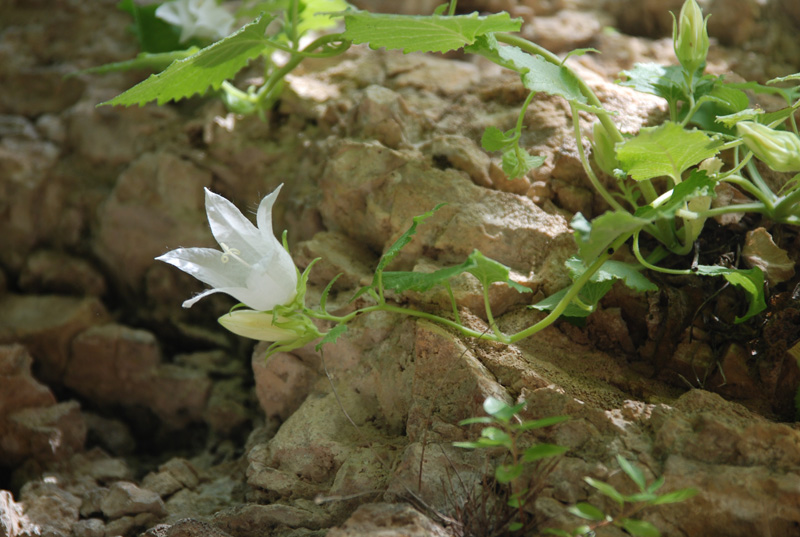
[2,1,800,537]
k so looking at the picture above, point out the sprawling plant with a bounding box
[98,0,798,531]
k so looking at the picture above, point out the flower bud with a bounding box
[737,121,800,173]
[218,310,304,342]
[672,0,709,75]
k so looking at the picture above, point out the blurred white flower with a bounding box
[156,185,298,310]
[155,0,235,44]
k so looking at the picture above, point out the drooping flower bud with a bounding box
[218,310,318,343]
[737,121,800,173]
[672,0,710,75]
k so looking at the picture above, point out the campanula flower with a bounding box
[155,0,235,44]
[156,185,298,311]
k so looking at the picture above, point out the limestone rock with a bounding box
[19,481,82,537]
[18,249,106,297]
[213,502,330,535]
[67,324,212,427]
[0,345,85,466]
[252,350,318,421]
[0,295,109,382]
[100,481,167,519]
[327,503,448,537]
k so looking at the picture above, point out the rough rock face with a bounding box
[2,1,800,537]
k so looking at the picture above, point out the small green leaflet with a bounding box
[481,126,546,179]
[467,34,586,104]
[502,146,546,178]
[315,324,348,351]
[102,14,273,107]
[78,49,200,75]
[616,122,722,182]
[374,204,445,278]
[382,249,530,294]
[618,62,685,103]
[695,265,766,322]
[342,11,521,54]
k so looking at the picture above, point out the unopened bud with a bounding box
[737,121,800,173]
[672,0,710,75]
[218,310,307,342]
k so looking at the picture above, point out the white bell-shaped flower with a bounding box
[157,185,298,311]
[155,0,235,44]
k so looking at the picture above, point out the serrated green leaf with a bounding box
[522,443,568,462]
[727,81,800,106]
[617,456,647,491]
[315,324,347,351]
[767,72,800,85]
[502,146,546,179]
[495,463,524,484]
[621,518,661,537]
[465,250,514,288]
[618,63,685,103]
[616,122,722,181]
[382,257,477,294]
[530,285,597,318]
[482,125,515,151]
[79,48,201,76]
[468,34,587,103]
[568,502,607,522]
[374,204,445,279]
[694,266,766,322]
[319,273,343,313]
[102,14,273,107]
[635,169,716,222]
[703,85,749,113]
[343,11,521,54]
[584,477,624,506]
[651,487,698,505]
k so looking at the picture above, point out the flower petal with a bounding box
[204,188,269,263]
[156,247,247,290]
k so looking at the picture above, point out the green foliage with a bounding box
[374,204,446,277]
[102,14,274,106]
[455,396,568,533]
[342,11,521,54]
[467,34,586,103]
[615,122,721,182]
[117,0,186,53]
[77,49,200,75]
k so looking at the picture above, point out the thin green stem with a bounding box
[482,283,507,342]
[569,102,627,213]
[288,0,299,50]
[720,175,774,208]
[507,232,633,344]
[494,33,622,145]
[632,231,692,275]
[745,160,777,203]
[444,281,461,325]
[447,0,457,16]
[692,202,770,219]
